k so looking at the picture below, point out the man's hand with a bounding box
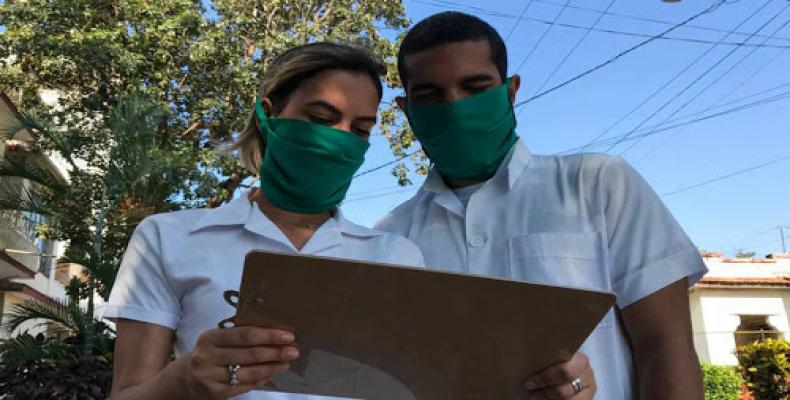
[523,352,596,399]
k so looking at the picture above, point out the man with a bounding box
[376,12,706,400]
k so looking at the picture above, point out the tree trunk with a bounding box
[84,276,95,357]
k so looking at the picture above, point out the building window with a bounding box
[735,315,782,347]
[36,238,55,276]
[22,212,45,243]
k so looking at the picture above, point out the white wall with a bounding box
[690,287,790,366]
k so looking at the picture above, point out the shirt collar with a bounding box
[190,196,383,252]
[190,196,251,232]
[421,138,532,195]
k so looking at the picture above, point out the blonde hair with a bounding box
[234,42,386,175]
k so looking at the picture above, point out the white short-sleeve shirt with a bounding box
[375,139,707,400]
[101,196,425,400]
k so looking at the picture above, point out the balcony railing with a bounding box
[0,211,42,244]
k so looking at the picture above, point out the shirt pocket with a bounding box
[507,232,614,328]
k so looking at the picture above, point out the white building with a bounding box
[690,252,790,365]
[0,92,80,339]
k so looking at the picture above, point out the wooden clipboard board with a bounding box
[222,251,616,400]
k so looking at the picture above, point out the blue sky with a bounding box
[341,0,790,257]
[3,0,787,256]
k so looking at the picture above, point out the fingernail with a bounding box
[283,347,300,360]
[280,332,295,342]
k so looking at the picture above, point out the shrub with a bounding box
[0,352,113,400]
[737,338,790,400]
[702,363,742,400]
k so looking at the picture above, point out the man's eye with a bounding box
[466,85,490,94]
[353,128,371,138]
[413,91,438,99]
[309,115,334,125]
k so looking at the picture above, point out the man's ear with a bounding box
[508,75,521,104]
[395,96,407,111]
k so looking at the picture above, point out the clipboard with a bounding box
[221,251,616,400]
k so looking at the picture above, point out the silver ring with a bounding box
[571,377,583,394]
[228,364,241,386]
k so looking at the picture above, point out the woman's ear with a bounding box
[261,97,275,116]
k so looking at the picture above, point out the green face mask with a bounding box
[404,79,518,181]
[255,99,370,214]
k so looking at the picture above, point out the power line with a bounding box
[531,0,618,96]
[346,87,790,203]
[602,2,788,154]
[621,18,790,156]
[349,1,781,194]
[713,225,785,252]
[352,150,421,179]
[512,0,572,74]
[576,0,770,154]
[559,89,790,153]
[707,49,787,111]
[346,184,407,198]
[344,186,420,203]
[633,79,790,163]
[504,1,536,43]
[527,0,790,43]
[633,81,790,137]
[410,0,790,49]
[661,153,790,198]
[512,0,727,109]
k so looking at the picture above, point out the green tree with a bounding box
[735,250,757,259]
[0,0,423,362]
[0,93,181,356]
[0,0,426,191]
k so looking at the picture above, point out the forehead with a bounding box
[402,40,500,87]
[289,69,380,111]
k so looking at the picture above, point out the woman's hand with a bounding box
[184,326,300,399]
[523,352,596,399]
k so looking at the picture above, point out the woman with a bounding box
[104,43,424,400]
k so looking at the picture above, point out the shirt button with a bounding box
[469,236,485,248]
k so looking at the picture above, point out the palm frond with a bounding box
[105,93,170,197]
[0,184,53,215]
[0,155,69,193]
[2,299,77,336]
[0,98,33,142]
[0,333,74,370]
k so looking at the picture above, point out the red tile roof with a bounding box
[699,276,790,287]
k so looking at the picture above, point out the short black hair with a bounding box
[397,12,508,87]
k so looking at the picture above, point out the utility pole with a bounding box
[781,226,787,253]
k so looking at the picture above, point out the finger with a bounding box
[526,366,595,400]
[524,353,589,390]
[211,345,300,366]
[211,362,291,388]
[207,326,296,348]
[530,382,576,400]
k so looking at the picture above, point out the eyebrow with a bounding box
[305,100,377,124]
[409,82,442,93]
[458,74,498,85]
[305,100,342,115]
[409,73,499,93]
